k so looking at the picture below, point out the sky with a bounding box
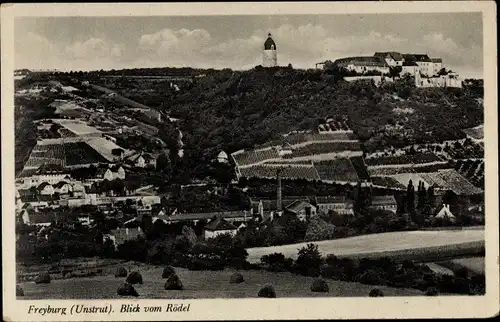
[14,13,483,78]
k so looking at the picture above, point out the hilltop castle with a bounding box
[263,33,277,67]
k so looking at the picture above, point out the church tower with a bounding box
[263,32,277,67]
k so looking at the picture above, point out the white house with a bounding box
[203,217,238,239]
[53,181,73,194]
[334,56,390,75]
[217,151,229,163]
[431,58,443,75]
[401,61,419,76]
[435,204,455,221]
[374,52,404,67]
[315,196,354,216]
[127,152,157,168]
[369,195,398,214]
[37,182,54,196]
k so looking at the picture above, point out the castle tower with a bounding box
[263,32,277,67]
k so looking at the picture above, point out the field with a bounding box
[246,229,484,263]
[240,164,320,181]
[365,153,443,166]
[386,169,482,195]
[282,142,361,159]
[18,264,423,299]
[22,142,108,170]
[314,159,359,182]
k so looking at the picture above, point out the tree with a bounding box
[437,68,448,76]
[293,243,323,277]
[389,66,403,79]
[406,180,415,212]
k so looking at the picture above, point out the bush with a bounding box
[126,271,143,284]
[310,278,329,293]
[425,287,439,296]
[35,272,51,284]
[369,288,384,297]
[162,266,176,279]
[357,269,387,286]
[258,284,276,298]
[164,274,183,290]
[304,217,336,241]
[117,283,139,297]
[293,243,323,277]
[16,285,24,296]
[114,266,128,278]
[229,272,244,284]
[260,252,293,272]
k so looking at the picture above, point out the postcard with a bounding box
[1,1,498,320]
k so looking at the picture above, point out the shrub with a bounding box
[293,243,323,277]
[425,287,439,296]
[164,274,183,290]
[117,283,139,297]
[310,278,329,293]
[229,272,244,284]
[369,288,384,297]
[258,284,276,298]
[304,217,336,241]
[16,285,24,296]
[162,266,176,279]
[357,269,387,286]
[34,272,51,284]
[126,271,143,284]
[114,266,128,278]
[260,252,293,272]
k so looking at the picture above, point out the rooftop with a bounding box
[204,217,238,231]
[371,195,397,206]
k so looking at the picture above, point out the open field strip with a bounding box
[246,229,484,263]
[18,265,423,299]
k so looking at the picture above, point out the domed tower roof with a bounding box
[264,33,276,50]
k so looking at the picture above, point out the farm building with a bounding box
[203,217,238,239]
[369,195,398,214]
[285,200,317,222]
[314,196,354,216]
[126,151,157,168]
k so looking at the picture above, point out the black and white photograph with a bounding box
[2,2,498,321]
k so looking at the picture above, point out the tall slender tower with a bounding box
[263,32,278,67]
[276,168,282,212]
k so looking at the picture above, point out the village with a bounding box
[13,30,486,300]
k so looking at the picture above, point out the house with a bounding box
[127,152,157,168]
[431,58,443,75]
[402,54,433,76]
[401,61,419,76]
[53,181,73,195]
[285,200,317,222]
[110,165,126,180]
[435,204,455,221]
[96,168,114,181]
[314,196,354,216]
[37,182,54,196]
[373,52,403,67]
[334,56,390,75]
[369,195,398,214]
[253,196,311,221]
[203,217,238,239]
[217,151,229,163]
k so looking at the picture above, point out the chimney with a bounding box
[276,170,282,212]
